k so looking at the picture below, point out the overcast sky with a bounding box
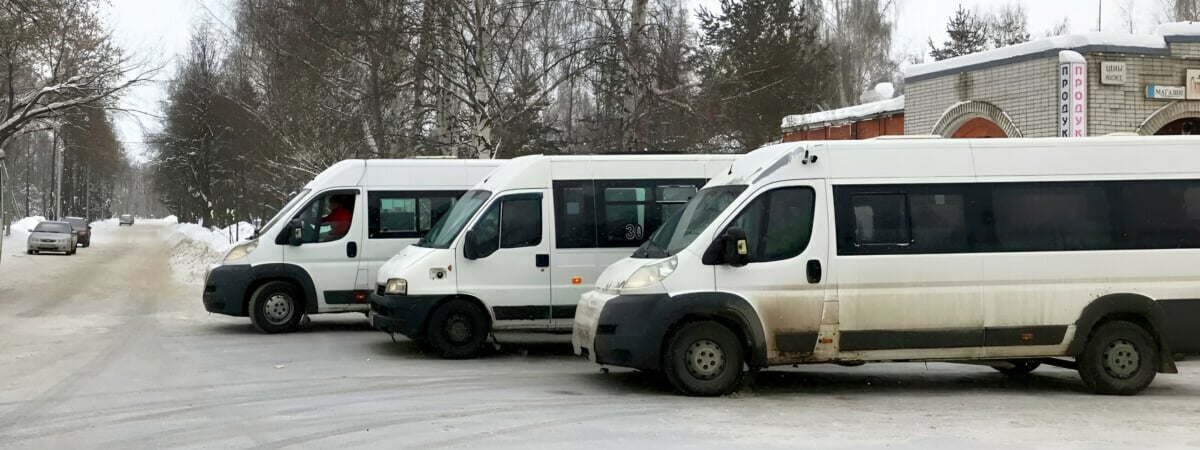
[101,0,1168,161]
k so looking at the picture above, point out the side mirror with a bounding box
[87,225,92,229]
[719,228,751,267]
[462,229,480,260]
[287,219,304,246]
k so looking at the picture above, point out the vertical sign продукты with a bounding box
[1059,51,1087,137]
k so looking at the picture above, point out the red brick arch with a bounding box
[951,118,1008,138]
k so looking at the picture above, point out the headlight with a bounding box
[622,256,678,290]
[224,240,258,262]
[385,278,408,295]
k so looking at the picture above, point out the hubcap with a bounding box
[446,314,472,343]
[264,293,293,324]
[1102,339,1140,379]
[685,339,725,380]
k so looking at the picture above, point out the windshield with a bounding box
[65,217,87,229]
[633,185,747,258]
[34,222,72,234]
[418,190,491,249]
[257,189,311,236]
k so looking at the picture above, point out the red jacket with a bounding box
[322,207,352,237]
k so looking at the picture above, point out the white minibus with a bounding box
[370,154,737,358]
[204,159,503,333]
[574,136,1200,396]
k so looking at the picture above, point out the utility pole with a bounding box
[1097,0,1103,32]
[0,146,7,265]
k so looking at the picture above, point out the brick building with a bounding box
[780,96,905,142]
[780,23,1200,140]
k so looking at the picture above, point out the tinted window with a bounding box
[553,181,596,248]
[851,194,910,246]
[368,191,462,239]
[595,179,703,248]
[470,193,543,257]
[725,187,815,263]
[1118,181,1200,249]
[991,184,1111,251]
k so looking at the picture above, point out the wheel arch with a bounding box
[249,264,319,314]
[1070,293,1178,373]
[660,292,769,368]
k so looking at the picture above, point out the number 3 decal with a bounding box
[624,223,644,240]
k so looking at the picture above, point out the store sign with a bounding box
[1188,69,1200,100]
[1101,62,1126,85]
[1059,51,1087,138]
[1146,85,1186,100]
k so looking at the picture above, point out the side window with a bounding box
[471,193,543,257]
[595,179,704,248]
[500,196,543,248]
[725,187,815,263]
[553,181,597,248]
[368,191,461,239]
[294,192,357,243]
[850,193,910,246]
[990,184,1112,251]
[909,192,970,252]
[1118,181,1200,249]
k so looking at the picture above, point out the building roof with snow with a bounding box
[905,21,1200,82]
[781,95,904,130]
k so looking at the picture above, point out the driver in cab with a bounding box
[321,195,353,240]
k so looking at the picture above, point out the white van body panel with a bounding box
[374,154,739,342]
[205,158,502,321]
[577,136,1200,387]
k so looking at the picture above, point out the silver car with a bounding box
[27,221,78,255]
[118,214,134,226]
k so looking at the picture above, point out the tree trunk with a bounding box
[621,0,649,152]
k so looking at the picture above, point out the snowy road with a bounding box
[1,223,1200,449]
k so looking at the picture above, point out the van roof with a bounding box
[474,154,740,193]
[712,135,1200,188]
[304,159,506,190]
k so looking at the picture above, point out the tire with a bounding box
[1078,320,1158,395]
[26,250,33,255]
[68,247,76,255]
[663,321,745,396]
[249,281,305,334]
[424,299,490,359]
[83,242,89,248]
[993,359,1041,376]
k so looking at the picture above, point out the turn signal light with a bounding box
[572,277,582,285]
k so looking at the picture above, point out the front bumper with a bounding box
[29,241,71,252]
[203,264,255,316]
[578,291,671,371]
[368,291,444,338]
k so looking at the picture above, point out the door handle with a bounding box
[806,259,822,284]
[347,241,358,258]
[535,254,550,267]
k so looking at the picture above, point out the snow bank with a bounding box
[781,96,905,129]
[2,216,47,257]
[906,32,1168,79]
[164,221,255,284]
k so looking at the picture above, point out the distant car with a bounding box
[27,221,77,255]
[64,216,91,247]
[118,214,134,226]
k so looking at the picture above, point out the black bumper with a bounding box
[369,292,443,338]
[203,264,255,316]
[592,294,672,372]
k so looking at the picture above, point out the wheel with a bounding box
[83,242,89,248]
[26,250,33,255]
[424,299,490,359]
[1078,320,1158,395]
[68,247,76,255]
[663,321,745,396]
[993,359,1041,376]
[249,281,305,333]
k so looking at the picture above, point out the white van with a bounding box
[203,159,503,333]
[369,154,738,358]
[574,136,1200,396]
